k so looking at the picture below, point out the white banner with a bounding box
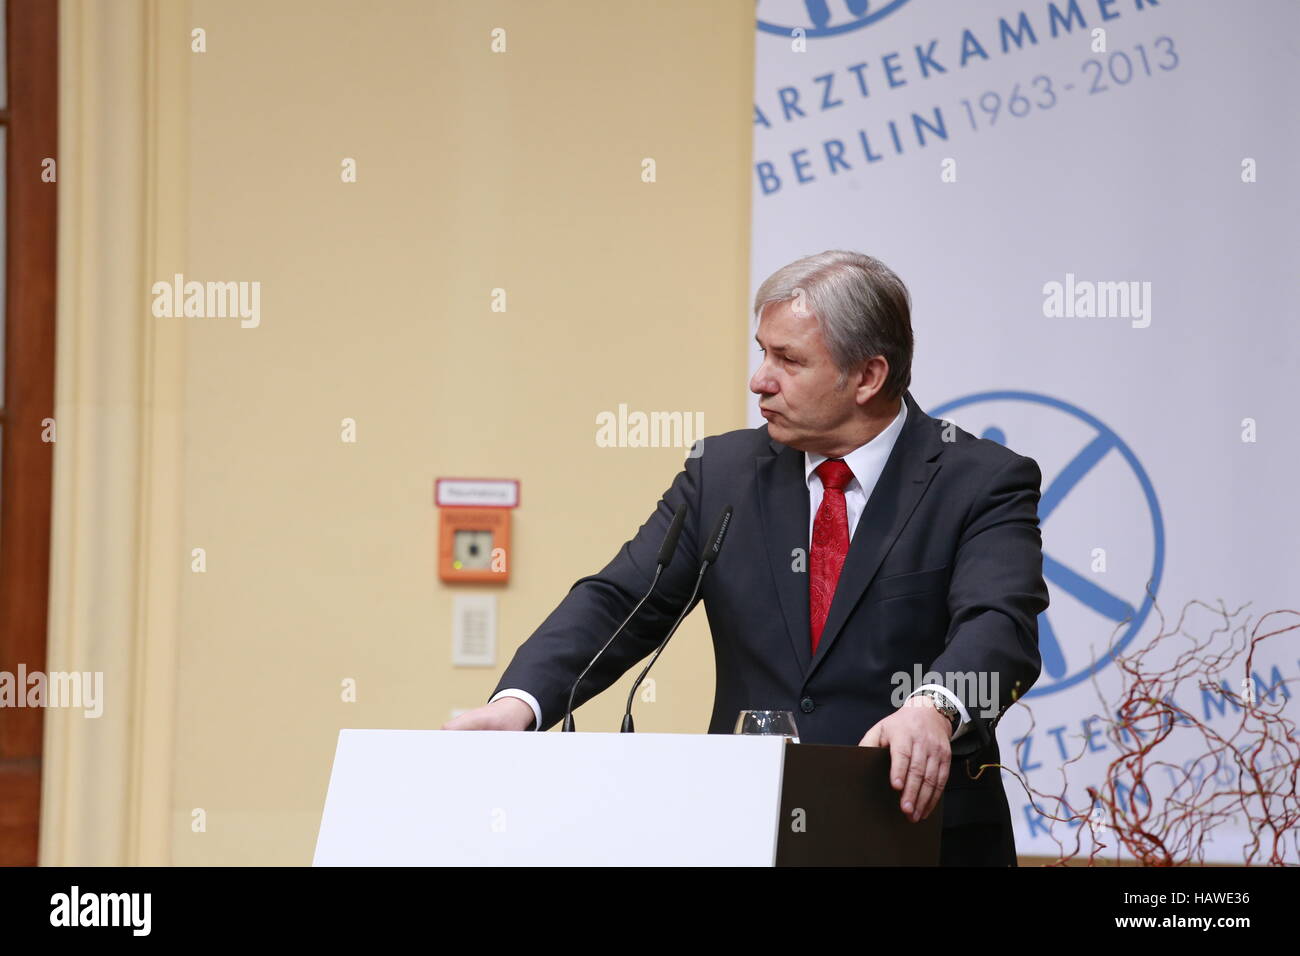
[751,0,1299,863]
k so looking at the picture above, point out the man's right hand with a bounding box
[441,697,536,731]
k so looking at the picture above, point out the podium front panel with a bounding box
[314,730,788,866]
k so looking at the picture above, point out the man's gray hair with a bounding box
[752,250,913,402]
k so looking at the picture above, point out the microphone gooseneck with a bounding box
[621,505,733,733]
[561,503,688,732]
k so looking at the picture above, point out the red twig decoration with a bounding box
[988,596,1299,865]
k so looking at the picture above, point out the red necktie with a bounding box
[809,459,853,655]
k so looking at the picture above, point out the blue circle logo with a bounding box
[928,391,1165,697]
[757,0,913,38]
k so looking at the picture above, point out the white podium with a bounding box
[313,729,940,866]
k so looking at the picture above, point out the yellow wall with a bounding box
[45,0,751,866]
[147,0,752,864]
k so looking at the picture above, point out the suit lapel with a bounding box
[756,390,946,681]
[755,440,813,675]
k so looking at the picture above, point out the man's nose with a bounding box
[749,367,772,395]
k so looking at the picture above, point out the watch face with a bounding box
[925,692,957,720]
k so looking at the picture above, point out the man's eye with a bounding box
[757,347,797,366]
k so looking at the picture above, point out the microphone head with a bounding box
[701,505,733,566]
[657,503,688,568]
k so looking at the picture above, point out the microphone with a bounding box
[561,503,688,732]
[620,505,733,733]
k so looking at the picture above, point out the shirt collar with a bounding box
[804,398,908,491]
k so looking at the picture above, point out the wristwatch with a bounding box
[912,689,961,735]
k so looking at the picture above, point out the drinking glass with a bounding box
[734,709,800,743]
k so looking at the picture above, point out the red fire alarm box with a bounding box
[436,478,519,584]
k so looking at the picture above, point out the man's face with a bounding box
[749,300,859,453]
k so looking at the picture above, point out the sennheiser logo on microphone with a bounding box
[712,513,732,551]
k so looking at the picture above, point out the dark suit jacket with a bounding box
[492,389,1049,864]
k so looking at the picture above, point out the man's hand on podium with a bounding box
[858,696,953,824]
[442,697,536,731]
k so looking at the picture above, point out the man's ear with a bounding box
[853,355,890,406]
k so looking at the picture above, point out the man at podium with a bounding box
[446,250,1049,866]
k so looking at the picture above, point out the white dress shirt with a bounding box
[493,397,970,739]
